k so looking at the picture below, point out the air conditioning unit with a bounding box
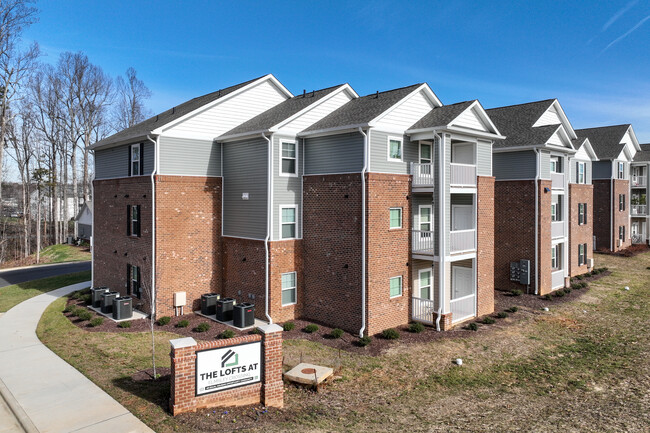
[588,258,594,269]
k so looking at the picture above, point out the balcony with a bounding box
[411,163,434,187]
[450,163,476,187]
[631,176,647,187]
[632,234,647,244]
[450,294,476,323]
[412,230,435,255]
[551,172,564,189]
[551,221,565,238]
[551,269,565,289]
[411,297,436,325]
[450,229,475,253]
[631,204,648,216]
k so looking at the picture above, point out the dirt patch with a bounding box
[132,367,171,382]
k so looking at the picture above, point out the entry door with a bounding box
[451,205,473,231]
[452,266,473,299]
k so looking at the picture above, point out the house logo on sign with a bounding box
[196,341,262,396]
[221,349,238,368]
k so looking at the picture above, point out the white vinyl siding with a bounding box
[451,106,488,131]
[389,208,402,229]
[281,272,297,306]
[373,89,435,131]
[533,105,563,127]
[389,276,402,298]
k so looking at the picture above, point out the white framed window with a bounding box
[551,201,561,222]
[578,203,587,225]
[619,194,625,211]
[389,207,402,229]
[418,269,431,300]
[419,142,432,163]
[280,205,297,239]
[389,276,402,298]
[578,243,586,266]
[130,143,141,176]
[419,205,432,232]
[551,245,559,270]
[387,137,403,162]
[550,157,560,173]
[281,271,297,306]
[618,162,625,179]
[577,162,585,184]
[280,140,297,176]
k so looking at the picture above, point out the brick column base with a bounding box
[261,324,284,408]
[439,313,453,330]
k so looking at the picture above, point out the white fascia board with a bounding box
[89,135,152,150]
[442,125,506,140]
[492,144,546,153]
[551,99,577,140]
[297,123,369,138]
[581,138,599,161]
[368,83,442,127]
[459,100,505,137]
[408,125,506,142]
[217,129,270,143]
[625,125,642,152]
[151,74,293,134]
[551,125,575,150]
[619,146,633,162]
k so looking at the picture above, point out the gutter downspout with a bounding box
[358,127,368,338]
[533,148,540,295]
[146,135,158,319]
[436,132,445,331]
[262,133,273,324]
[611,161,614,250]
[90,153,95,288]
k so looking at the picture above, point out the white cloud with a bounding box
[602,14,650,52]
[603,0,638,31]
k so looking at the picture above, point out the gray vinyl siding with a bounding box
[222,137,268,239]
[569,159,593,184]
[303,132,364,175]
[592,161,612,180]
[77,223,91,240]
[95,141,154,179]
[273,135,302,240]
[369,130,418,174]
[476,140,492,176]
[492,151,537,180]
[539,151,551,180]
[159,136,221,176]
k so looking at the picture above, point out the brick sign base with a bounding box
[169,324,284,415]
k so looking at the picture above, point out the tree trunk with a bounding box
[83,132,90,202]
[36,188,41,264]
[71,145,78,238]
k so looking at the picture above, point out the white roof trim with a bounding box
[534,99,577,140]
[576,138,599,161]
[297,124,368,138]
[450,100,504,137]
[545,125,574,150]
[368,83,442,127]
[624,124,642,152]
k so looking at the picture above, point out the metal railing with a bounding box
[412,230,435,255]
[551,172,565,189]
[551,269,565,289]
[450,163,476,186]
[631,234,647,244]
[450,229,475,253]
[631,204,647,215]
[450,294,476,323]
[411,163,434,187]
[631,175,647,187]
[411,297,437,325]
[551,221,565,238]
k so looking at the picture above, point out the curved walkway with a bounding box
[0,282,153,433]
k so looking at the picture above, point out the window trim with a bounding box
[387,136,403,162]
[551,245,559,270]
[419,142,432,164]
[128,264,142,299]
[389,275,403,298]
[129,205,141,237]
[279,140,298,177]
[578,243,585,266]
[617,162,625,179]
[419,205,432,232]
[389,207,403,229]
[619,194,626,211]
[418,269,432,300]
[577,161,586,184]
[280,271,297,306]
[130,143,141,177]
[279,204,297,240]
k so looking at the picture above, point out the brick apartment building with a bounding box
[90,74,503,336]
[486,99,597,295]
[630,144,650,245]
[575,125,641,252]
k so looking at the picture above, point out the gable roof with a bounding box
[574,124,633,160]
[74,200,92,221]
[408,100,475,130]
[633,143,650,162]
[218,84,348,140]
[90,75,280,149]
[572,137,599,161]
[299,83,426,134]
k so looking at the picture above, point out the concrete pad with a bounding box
[194,310,268,330]
[88,305,148,322]
[284,363,333,385]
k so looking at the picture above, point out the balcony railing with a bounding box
[411,163,434,187]
[450,163,476,187]
[450,229,475,253]
[450,294,476,323]
[551,172,564,189]
[631,204,647,215]
[632,234,647,244]
[551,221,565,238]
[412,230,435,255]
[411,297,436,325]
[631,176,647,187]
[551,269,565,289]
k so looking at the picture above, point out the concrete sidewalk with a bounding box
[0,282,154,433]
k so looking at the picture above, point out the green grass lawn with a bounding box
[0,271,91,312]
[38,244,91,263]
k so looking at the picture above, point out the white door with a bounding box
[452,266,473,299]
[451,205,473,231]
[631,222,639,235]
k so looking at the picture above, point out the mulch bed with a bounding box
[596,243,649,257]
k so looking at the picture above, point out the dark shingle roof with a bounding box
[219,85,345,138]
[91,75,269,149]
[572,137,588,148]
[486,99,557,149]
[633,143,650,162]
[574,125,631,160]
[301,84,424,133]
[408,100,475,130]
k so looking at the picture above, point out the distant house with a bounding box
[75,201,92,240]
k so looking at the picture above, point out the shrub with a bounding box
[304,324,319,333]
[554,290,565,298]
[507,306,519,313]
[510,289,523,297]
[467,322,479,331]
[118,321,132,328]
[63,304,77,314]
[574,275,583,280]
[564,287,572,294]
[176,320,189,328]
[219,329,235,339]
[408,322,425,333]
[543,294,552,300]
[570,283,581,290]
[330,328,344,338]
[249,328,262,335]
[358,336,371,347]
[70,291,81,300]
[157,316,171,326]
[482,317,495,325]
[195,322,211,333]
[496,312,508,319]
[591,269,601,275]
[76,309,92,321]
[80,294,92,305]
[89,317,104,327]
[382,328,400,340]
[282,322,295,332]
[579,282,588,289]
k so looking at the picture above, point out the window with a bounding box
[618,162,625,179]
[281,272,297,306]
[619,194,626,211]
[419,269,431,300]
[280,141,297,175]
[551,246,557,269]
[419,206,432,232]
[280,206,296,239]
[389,276,402,298]
[420,143,432,163]
[389,207,402,229]
[127,264,141,299]
[578,203,588,225]
[578,243,586,266]
[577,162,586,184]
[550,158,558,173]
[551,244,562,270]
[551,201,561,222]
[127,205,141,237]
[130,143,141,176]
[619,225,626,241]
[388,137,403,162]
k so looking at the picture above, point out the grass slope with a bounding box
[39,244,91,263]
[0,271,91,312]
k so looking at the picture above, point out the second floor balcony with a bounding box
[631,204,648,215]
[411,162,477,188]
[551,172,564,189]
[631,175,647,188]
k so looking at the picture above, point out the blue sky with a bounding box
[23,0,650,141]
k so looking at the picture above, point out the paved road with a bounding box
[0,261,91,288]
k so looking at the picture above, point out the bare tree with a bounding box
[114,67,151,131]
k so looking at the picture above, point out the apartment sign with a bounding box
[195,341,262,396]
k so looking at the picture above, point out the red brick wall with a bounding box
[269,240,303,323]
[221,237,267,319]
[302,174,363,334]
[593,180,612,251]
[613,179,631,251]
[365,172,411,336]
[155,176,222,317]
[569,183,593,276]
[537,180,552,295]
[93,177,152,312]
[476,176,495,316]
